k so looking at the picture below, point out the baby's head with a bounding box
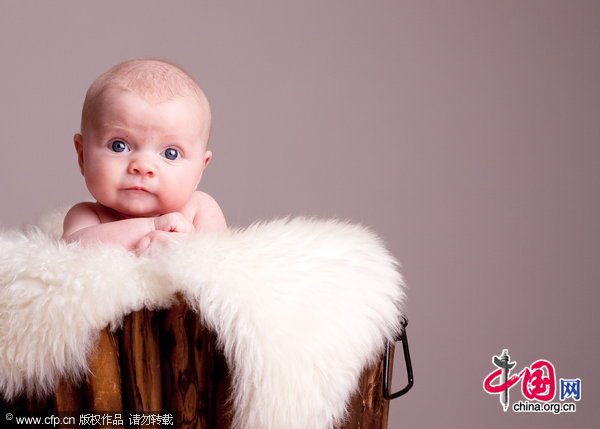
[75,59,213,218]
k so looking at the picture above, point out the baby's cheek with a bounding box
[84,165,120,206]
[85,173,110,200]
[161,186,194,211]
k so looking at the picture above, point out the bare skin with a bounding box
[62,84,226,254]
[63,191,226,254]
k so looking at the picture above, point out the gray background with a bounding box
[1,1,598,427]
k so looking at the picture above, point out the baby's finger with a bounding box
[179,221,195,233]
[169,231,191,240]
[168,218,194,233]
[134,236,151,256]
[155,213,194,233]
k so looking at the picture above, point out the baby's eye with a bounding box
[110,140,130,153]
[163,148,180,160]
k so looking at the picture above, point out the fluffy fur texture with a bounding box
[0,210,406,429]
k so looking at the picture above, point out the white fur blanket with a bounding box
[0,210,406,429]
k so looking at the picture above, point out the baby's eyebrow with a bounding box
[102,122,128,129]
[161,134,186,142]
[98,125,194,145]
[99,123,130,134]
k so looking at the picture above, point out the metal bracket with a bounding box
[382,316,414,400]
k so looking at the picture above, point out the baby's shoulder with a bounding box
[188,191,220,209]
[65,202,99,218]
[62,202,103,238]
[64,202,114,224]
[183,191,222,218]
[185,191,227,231]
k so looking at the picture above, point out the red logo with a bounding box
[483,349,556,411]
[484,359,556,400]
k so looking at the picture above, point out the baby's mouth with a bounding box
[124,186,150,193]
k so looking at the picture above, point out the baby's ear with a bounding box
[74,134,85,175]
[203,150,213,167]
[195,151,213,188]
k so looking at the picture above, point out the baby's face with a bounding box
[75,88,212,217]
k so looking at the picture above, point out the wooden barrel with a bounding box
[1,297,392,428]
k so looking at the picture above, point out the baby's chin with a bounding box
[100,203,170,219]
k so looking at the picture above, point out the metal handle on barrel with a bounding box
[382,316,413,400]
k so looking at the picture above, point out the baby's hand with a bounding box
[135,230,191,255]
[153,212,194,233]
[136,213,194,255]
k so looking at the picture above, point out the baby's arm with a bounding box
[192,192,227,232]
[62,203,155,249]
[62,203,193,251]
[134,193,226,253]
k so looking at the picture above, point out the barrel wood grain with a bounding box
[2,303,391,428]
[339,344,393,429]
[119,308,163,413]
[86,329,123,412]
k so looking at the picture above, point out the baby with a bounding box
[62,59,226,253]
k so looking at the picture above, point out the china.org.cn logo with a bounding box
[482,349,580,414]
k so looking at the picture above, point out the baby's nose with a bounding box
[128,157,156,177]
